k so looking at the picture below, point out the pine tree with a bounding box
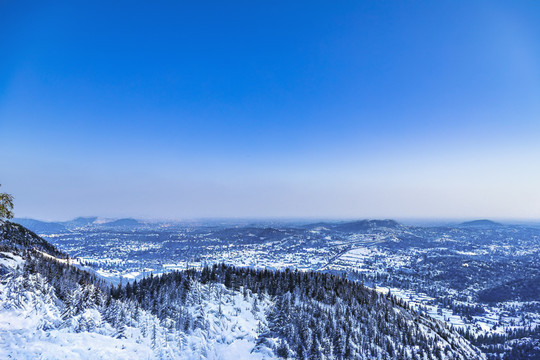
[0,184,14,219]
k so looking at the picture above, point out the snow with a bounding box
[173,284,277,360]
[213,339,266,360]
[0,324,154,360]
[0,254,279,360]
[0,252,24,269]
[0,271,154,359]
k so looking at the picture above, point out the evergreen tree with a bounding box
[0,184,14,219]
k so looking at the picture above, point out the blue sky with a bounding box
[1,1,540,220]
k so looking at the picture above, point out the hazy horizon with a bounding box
[2,1,540,220]
[10,215,540,227]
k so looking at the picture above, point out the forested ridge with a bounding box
[108,264,484,359]
[0,220,485,359]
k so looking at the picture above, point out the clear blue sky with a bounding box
[1,1,540,221]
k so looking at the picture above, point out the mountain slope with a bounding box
[0,220,66,258]
[0,222,485,359]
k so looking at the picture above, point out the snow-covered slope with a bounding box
[0,269,276,360]
[0,221,485,359]
[0,271,153,359]
[1,220,278,359]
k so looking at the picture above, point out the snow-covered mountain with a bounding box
[1,220,485,359]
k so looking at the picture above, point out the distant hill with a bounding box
[305,219,402,232]
[11,216,144,233]
[459,219,503,227]
[12,218,67,234]
[12,217,100,233]
[334,219,402,232]
[63,216,98,227]
[102,218,141,227]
